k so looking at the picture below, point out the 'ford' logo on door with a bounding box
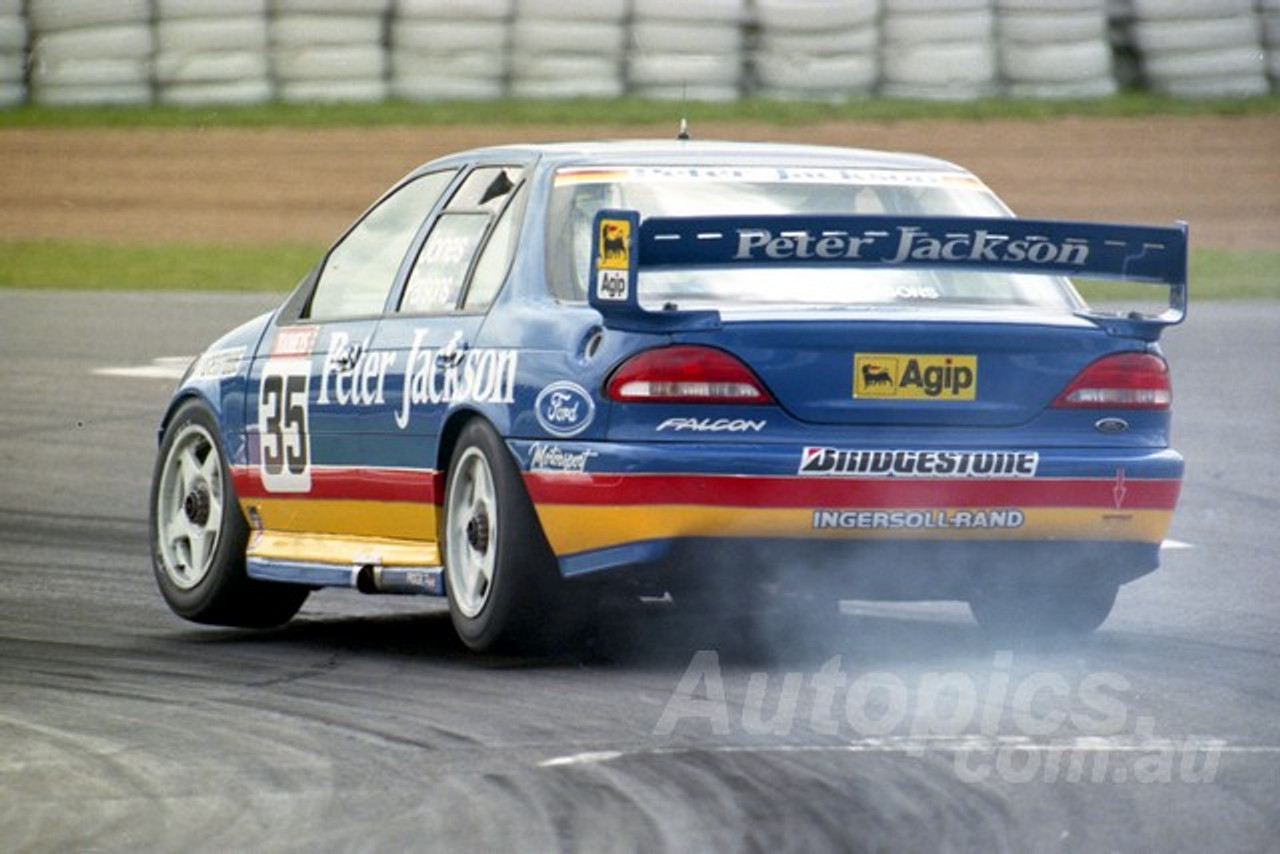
[535,381,595,437]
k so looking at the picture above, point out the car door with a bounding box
[242,167,459,567]
[369,164,530,503]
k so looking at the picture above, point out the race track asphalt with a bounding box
[1,291,1277,853]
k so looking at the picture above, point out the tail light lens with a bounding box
[1053,352,1171,409]
[607,345,773,403]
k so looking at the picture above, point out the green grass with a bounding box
[1,93,1278,129]
[1073,248,1279,302]
[1188,248,1280,299]
[1,240,1274,299]
[0,241,323,292]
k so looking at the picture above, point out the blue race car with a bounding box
[149,140,1186,651]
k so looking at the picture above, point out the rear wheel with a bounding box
[443,420,581,653]
[968,576,1118,638]
[150,400,308,627]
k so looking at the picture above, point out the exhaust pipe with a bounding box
[354,564,442,595]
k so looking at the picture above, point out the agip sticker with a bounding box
[854,353,977,400]
[595,217,632,302]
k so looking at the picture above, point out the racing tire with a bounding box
[158,79,273,106]
[443,420,582,654]
[397,0,511,20]
[27,0,149,31]
[1129,0,1253,20]
[0,17,26,53]
[155,0,267,19]
[150,400,309,628]
[393,20,507,52]
[968,576,1118,638]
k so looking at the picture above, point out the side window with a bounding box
[400,213,490,313]
[305,169,457,321]
[464,184,527,310]
[399,166,525,314]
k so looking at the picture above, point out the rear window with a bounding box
[546,166,1083,313]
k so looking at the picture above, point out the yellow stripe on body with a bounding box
[247,531,440,567]
[241,497,439,567]
[533,504,1175,556]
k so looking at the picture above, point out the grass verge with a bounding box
[1,241,1274,299]
[0,241,323,292]
[0,93,1278,129]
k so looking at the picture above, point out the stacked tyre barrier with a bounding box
[1266,0,1280,88]
[628,0,745,101]
[751,0,879,101]
[1124,0,1269,97]
[0,0,24,107]
[510,0,627,99]
[880,0,998,100]
[391,0,508,101]
[154,0,271,106]
[999,0,1116,99]
[6,1,1280,108]
[27,0,152,105]
[271,0,389,103]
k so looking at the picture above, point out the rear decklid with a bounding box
[686,314,1117,427]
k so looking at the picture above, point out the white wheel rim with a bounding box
[445,447,498,619]
[156,422,225,591]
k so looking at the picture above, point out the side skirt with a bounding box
[246,557,444,596]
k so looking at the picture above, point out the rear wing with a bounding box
[588,210,1187,339]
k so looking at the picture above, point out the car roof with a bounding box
[416,139,972,176]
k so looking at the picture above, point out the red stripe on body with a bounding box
[232,465,441,503]
[524,473,1181,510]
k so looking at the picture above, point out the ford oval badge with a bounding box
[1094,417,1130,435]
[535,381,595,437]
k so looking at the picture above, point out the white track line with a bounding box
[93,356,192,380]
[541,738,1277,768]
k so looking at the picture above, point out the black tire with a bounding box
[150,399,308,628]
[443,420,580,653]
[968,576,1118,639]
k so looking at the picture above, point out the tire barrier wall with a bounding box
[8,0,1279,107]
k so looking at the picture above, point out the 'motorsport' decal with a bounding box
[799,448,1039,478]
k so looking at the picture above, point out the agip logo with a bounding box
[854,353,977,400]
[598,218,631,268]
[595,217,632,301]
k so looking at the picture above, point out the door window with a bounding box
[305,169,457,321]
[398,167,525,314]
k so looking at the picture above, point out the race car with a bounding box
[149,139,1186,652]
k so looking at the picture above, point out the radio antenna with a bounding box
[677,83,690,140]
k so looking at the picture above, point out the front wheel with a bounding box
[150,400,308,627]
[443,420,580,653]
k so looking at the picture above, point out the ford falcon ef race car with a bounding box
[149,140,1186,652]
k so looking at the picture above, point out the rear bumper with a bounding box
[511,440,1182,579]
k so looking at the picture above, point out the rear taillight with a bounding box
[1053,353,1171,409]
[606,345,773,403]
